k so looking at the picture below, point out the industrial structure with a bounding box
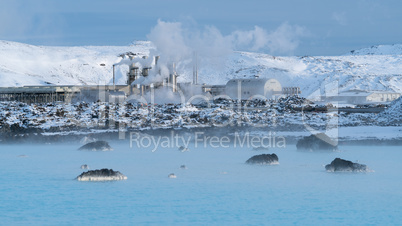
[282,87,301,96]
[224,78,282,100]
[121,55,179,95]
[324,90,401,104]
[0,85,128,104]
[0,52,307,104]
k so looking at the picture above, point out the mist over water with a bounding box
[1,134,402,225]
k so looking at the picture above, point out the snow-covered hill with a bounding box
[1,40,402,98]
[347,44,402,55]
[377,96,402,125]
[0,40,152,86]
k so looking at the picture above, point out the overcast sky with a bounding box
[0,0,401,56]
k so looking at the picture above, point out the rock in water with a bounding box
[246,154,279,165]
[178,146,190,152]
[325,158,370,172]
[180,165,187,169]
[78,141,113,151]
[168,173,177,178]
[296,133,337,151]
[76,168,127,181]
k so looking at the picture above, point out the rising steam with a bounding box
[148,19,308,60]
[115,19,307,86]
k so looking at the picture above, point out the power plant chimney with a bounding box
[169,62,178,93]
[193,52,198,85]
[113,64,116,91]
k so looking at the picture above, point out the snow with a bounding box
[376,97,402,125]
[1,96,399,141]
[1,40,402,98]
[0,40,151,86]
[346,44,402,55]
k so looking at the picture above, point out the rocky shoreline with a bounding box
[1,96,401,144]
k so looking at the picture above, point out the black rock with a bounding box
[78,141,113,151]
[178,146,189,152]
[246,154,279,165]
[325,158,370,172]
[296,133,337,151]
[76,168,127,181]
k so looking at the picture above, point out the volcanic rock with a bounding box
[78,141,113,151]
[76,168,127,181]
[325,158,370,172]
[246,154,279,165]
[178,146,190,152]
[296,133,337,151]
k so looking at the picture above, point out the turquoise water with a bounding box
[1,140,402,225]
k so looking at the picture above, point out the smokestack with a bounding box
[113,65,116,91]
[169,62,177,92]
[172,73,177,92]
[169,73,177,93]
[128,65,139,85]
[142,67,151,77]
[155,56,160,66]
[193,52,198,85]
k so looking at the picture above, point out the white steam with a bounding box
[145,19,308,82]
[264,22,308,54]
[115,20,308,88]
[147,21,191,63]
[148,19,308,60]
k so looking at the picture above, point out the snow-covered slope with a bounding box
[0,40,151,86]
[377,97,402,125]
[347,44,402,55]
[1,40,402,97]
[198,52,402,97]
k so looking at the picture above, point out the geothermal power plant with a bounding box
[0,53,300,104]
[0,51,399,105]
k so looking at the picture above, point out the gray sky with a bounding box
[0,0,401,55]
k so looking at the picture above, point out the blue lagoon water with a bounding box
[1,140,402,225]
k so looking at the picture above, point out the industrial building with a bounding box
[119,55,180,96]
[282,87,301,96]
[0,85,128,104]
[224,78,282,100]
[324,90,401,104]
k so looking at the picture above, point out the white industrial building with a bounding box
[225,78,282,100]
[325,90,401,104]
